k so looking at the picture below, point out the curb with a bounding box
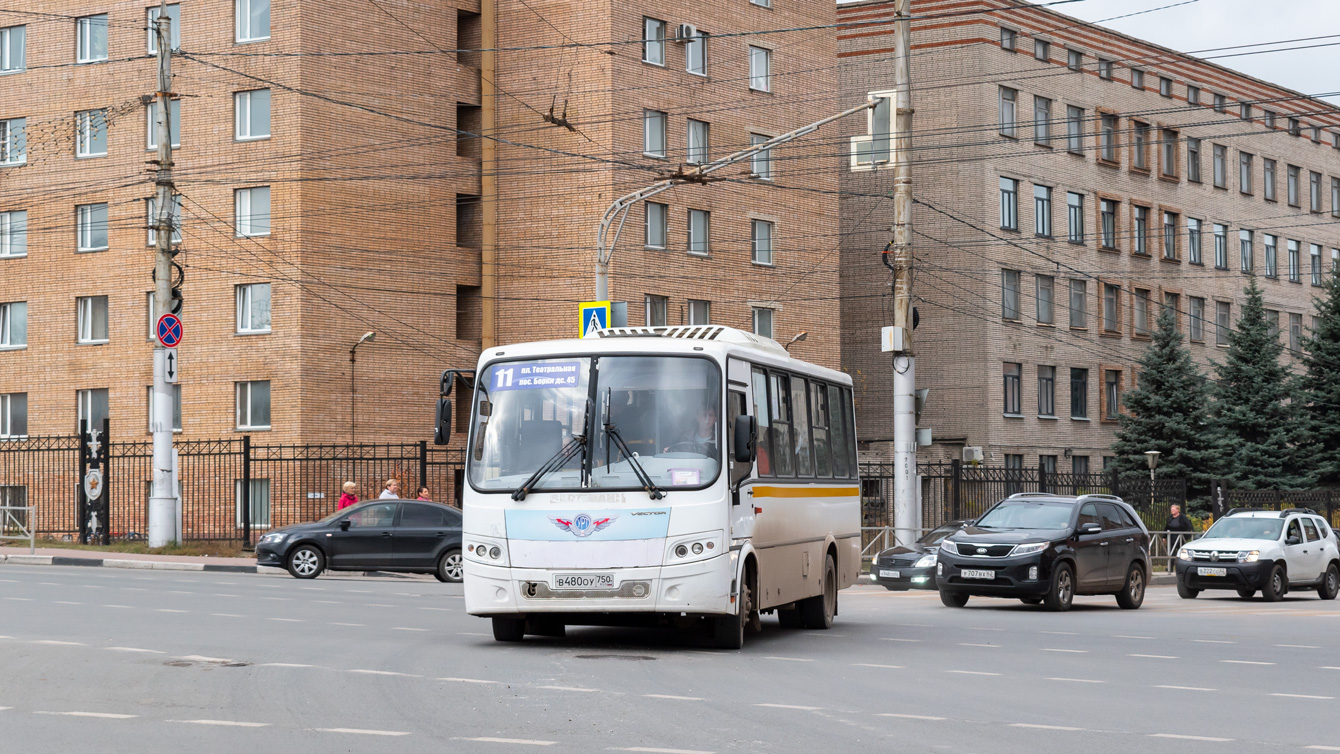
[0,553,257,573]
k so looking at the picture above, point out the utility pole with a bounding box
[887,0,918,547]
[148,2,177,547]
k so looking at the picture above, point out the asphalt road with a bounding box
[1,565,1338,754]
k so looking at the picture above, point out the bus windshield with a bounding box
[468,355,722,493]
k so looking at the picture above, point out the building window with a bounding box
[146,4,181,53]
[1161,129,1177,176]
[1098,58,1112,79]
[687,299,710,325]
[685,29,706,76]
[1003,363,1022,415]
[1133,289,1150,336]
[1000,27,1017,51]
[1213,224,1228,269]
[644,202,667,249]
[76,388,109,430]
[1287,165,1300,206]
[1240,230,1253,273]
[1159,77,1173,97]
[645,294,667,327]
[1288,117,1300,137]
[146,99,182,149]
[1001,270,1021,320]
[1187,84,1200,105]
[1099,199,1117,249]
[1065,106,1083,154]
[1066,192,1084,243]
[1187,217,1202,264]
[1311,244,1323,286]
[1163,292,1180,331]
[1186,138,1200,182]
[1133,206,1149,255]
[1310,171,1322,212]
[1265,309,1280,341]
[146,384,182,433]
[0,392,25,438]
[686,119,709,164]
[1036,275,1054,324]
[236,381,271,430]
[235,479,272,529]
[0,118,22,164]
[751,0,771,7]
[0,210,26,257]
[145,195,183,245]
[1290,313,1303,353]
[999,177,1018,230]
[1099,113,1117,161]
[1103,370,1121,420]
[235,90,271,140]
[1213,93,1226,113]
[76,295,109,344]
[748,46,771,92]
[76,203,109,251]
[1034,38,1049,61]
[687,209,710,256]
[1215,301,1231,346]
[1068,280,1087,328]
[76,14,108,62]
[1067,49,1082,71]
[1265,234,1278,277]
[1033,185,1051,237]
[236,283,271,333]
[999,87,1017,137]
[235,186,271,237]
[1130,68,1144,89]
[1163,212,1178,260]
[1332,177,1339,217]
[1102,284,1120,333]
[1038,366,1055,417]
[1212,144,1227,188]
[1334,248,1339,273]
[1189,297,1205,341]
[1288,239,1300,282]
[1239,102,1251,120]
[1070,368,1088,419]
[751,219,773,265]
[0,25,24,73]
[1264,110,1276,128]
[643,109,666,157]
[0,301,25,348]
[1033,96,1051,145]
[1072,456,1090,474]
[750,133,772,180]
[1239,151,1252,193]
[75,109,107,157]
[752,307,773,339]
[1132,121,1149,170]
[1264,159,1277,201]
[236,0,270,42]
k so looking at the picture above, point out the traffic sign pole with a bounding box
[149,6,179,548]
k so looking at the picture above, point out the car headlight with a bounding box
[259,532,287,544]
[914,554,937,568]
[1010,542,1048,556]
[938,540,959,555]
[1238,550,1260,563]
[1177,548,1193,561]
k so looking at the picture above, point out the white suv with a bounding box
[1175,509,1340,601]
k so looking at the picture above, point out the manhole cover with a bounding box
[574,654,656,661]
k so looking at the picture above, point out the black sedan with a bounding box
[869,523,964,591]
[255,499,463,582]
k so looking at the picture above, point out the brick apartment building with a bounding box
[838,0,1340,473]
[0,0,841,449]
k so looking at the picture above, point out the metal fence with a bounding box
[1222,487,1337,525]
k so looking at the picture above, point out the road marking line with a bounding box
[1155,685,1216,692]
[1271,693,1334,700]
[754,704,820,711]
[32,640,85,646]
[1039,631,1078,636]
[331,622,364,627]
[535,685,599,693]
[106,647,164,654]
[261,663,315,668]
[1193,639,1235,644]
[1114,635,1154,639]
[460,737,554,746]
[966,627,1005,632]
[1221,660,1274,665]
[457,632,491,637]
[1046,678,1105,684]
[211,613,244,618]
[1324,667,1340,671]
[852,664,904,669]
[879,638,920,642]
[36,711,137,719]
[1149,734,1233,742]
[3,597,33,601]
[945,670,1000,676]
[959,643,996,648]
[314,728,411,736]
[212,594,241,598]
[0,707,10,711]
[392,627,429,632]
[1129,654,1179,659]
[1305,746,1340,751]
[763,656,813,662]
[1039,649,1088,653]
[420,607,451,611]
[268,618,302,623]
[349,670,419,677]
[439,678,502,685]
[176,720,269,727]
[610,748,713,754]
[1275,644,1319,649]
[643,694,703,701]
[156,609,188,614]
[311,600,342,604]
[1011,723,1084,731]
[54,601,83,605]
[102,605,133,609]
[878,713,945,721]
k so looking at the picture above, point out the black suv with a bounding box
[936,493,1151,611]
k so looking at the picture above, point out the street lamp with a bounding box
[1144,450,1161,485]
[783,331,808,352]
[350,331,376,443]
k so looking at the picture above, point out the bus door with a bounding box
[726,359,755,542]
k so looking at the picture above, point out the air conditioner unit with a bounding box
[675,23,698,42]
[962,446,984,464]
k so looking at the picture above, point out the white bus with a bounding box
[434,326,862,648]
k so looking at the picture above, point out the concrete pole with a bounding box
[148,3,177,547]
[480,0,498,349]
[889,0,919,547]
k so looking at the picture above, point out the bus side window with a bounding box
[810,381,832,478]
[769,372,795,476]
[826,384,849,478]
[842,387,858,477]
[790,376,814,477]
[751,368,773,477]
[727,390,746,459]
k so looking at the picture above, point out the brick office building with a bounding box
[839,0,1340,472]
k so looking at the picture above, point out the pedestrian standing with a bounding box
[379,479,401,499]
[1165,504,1195,533]
[338,481,359,510]
[416,486,432,501]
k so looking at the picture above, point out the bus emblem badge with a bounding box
[551,514,616,538]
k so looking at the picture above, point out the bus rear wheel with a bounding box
[799,554,837,629]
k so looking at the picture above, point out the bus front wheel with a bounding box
[492,616,526,642]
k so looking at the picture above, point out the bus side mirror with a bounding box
[733,415,756,464]
[433,398,452,445]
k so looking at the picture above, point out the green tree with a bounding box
[1112,305,1217,501]
[1298,270,1340,487]
[1211,277,1311,489]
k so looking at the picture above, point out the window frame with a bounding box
[1001,269,1021,321]
[1240,230,1254,273]
[686,118,709,165]
[1033,95,1051,146]
[76,203,109,252]
[234,89,271,141]
[0,300,26,349]
[235,380,272,430]
[644,294,667,327]
[236,282,272,334]
[1103,369,1122,421]
[146,4,181,54]
[1265,234,1278,278]
[999,87,1017,138]
[750,218,773,266]
[687,208,710,256]
[234,186,271,237]
[0,25,25,73]
[76,295,109,344]
[1213,223,1228,270]
[1099,198,1117,250]
[687,299,710,326]
[1036,274,1054,325]
[999,177,1018,230]
[642,109,667,158]
[76,14,109,63]
[1066,192,1084,243]
[1102,283,1120,333]
[1068,279,1087,329]
[644,201,668,250]
[1215,301,1231,346]
[0,392,26,438]
[1188,297,1205,342]
[76,388,110,431]
[1264,159,1277,201]
[1065,105,1083,154]
[146,384,183,433]
[750,133,772,180]
[145,99,182,150]
[1069,368,1088,419]
[1037,365,1056,417]
[1187,217,1202,265]
[0,117,24,165]
[0,210,27,258]
[751,307,773,339]
[236,0,271,43]
[1033,184,1051,237]
[145,194,183,246]
[1003,362,1022,416]
[685,29,707,76]
[1162,211,1178,260]
[75,109,108,158]
[1186,138,1201,183]
[748,46,771,92]
[1133,205,1149,255]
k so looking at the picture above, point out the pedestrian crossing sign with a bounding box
[579,301,611,338]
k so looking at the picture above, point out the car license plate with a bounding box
[553,573,615,590]
[879,569,901,579]
[961,569,995,580]
[1197,567,1228,577]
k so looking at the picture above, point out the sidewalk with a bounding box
[0,545,259,573]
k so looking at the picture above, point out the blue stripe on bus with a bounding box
[504,508,672,541]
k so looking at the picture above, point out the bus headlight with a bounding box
[666,531,724,565]
[465,536,509,567]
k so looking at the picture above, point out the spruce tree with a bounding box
[1298,270,1340,487]
[1211,276,1311,489]
[1112,305,1217,501]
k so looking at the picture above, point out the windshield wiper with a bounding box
[512,435,586,501]
[603,420,665,500]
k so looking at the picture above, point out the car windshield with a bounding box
[1200,517,1284,541]
[918,524,960,545]
[468,355,721,492]
[975,501,1074,530]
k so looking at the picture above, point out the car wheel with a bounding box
[1115,563,1145,609]
[777,608,805,628]
[1316,564,1338,600]
[1176,581,1200,599]
[492,616,526,642]
[939,590,969,608]
[1261,564,1286,602]
[1043,563,1074,612]
[715,571,754,648]
[799,555,837,629]
[1019,596,1043,605]
[285,545,325,579]
[435,548,463,583]
[1236,588,1256,600]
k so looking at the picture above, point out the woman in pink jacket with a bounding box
[337,481,359,510]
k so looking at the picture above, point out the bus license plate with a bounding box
[961,569,995,580]
[1197,567,1228,577]
[553,573,615,590]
